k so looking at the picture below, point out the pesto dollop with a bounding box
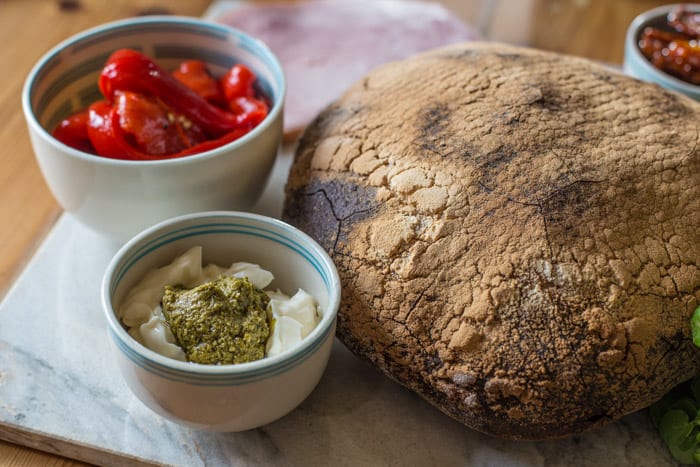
[118,246,321,364]
[161,276,270,365]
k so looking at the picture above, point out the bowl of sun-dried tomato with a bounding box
[624,4,700,101]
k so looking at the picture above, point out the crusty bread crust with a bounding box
[282,42,700,439]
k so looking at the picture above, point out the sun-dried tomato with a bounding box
[638,6,700,85]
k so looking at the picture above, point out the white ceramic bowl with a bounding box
[22,17,285,242]
[623,4,700,101]
[101,211,341,431]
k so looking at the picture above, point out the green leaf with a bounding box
[659,409,700,464]
[679,425,700,451]
[652,381,694,427]
[671,397,700,419]
[691,307,700,348]
[651,307,700,463]
[693,449,700,464]
[660,409,693,443]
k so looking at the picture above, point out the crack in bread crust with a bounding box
[282,42,700,440]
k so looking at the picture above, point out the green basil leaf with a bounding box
[660,409,693,443]
[691,306,700,348]
[672,397,700,419]
[660,409,700,464]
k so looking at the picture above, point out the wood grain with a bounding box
[0,1,211,466]
[0,0,677,465]
[0,0,212,299]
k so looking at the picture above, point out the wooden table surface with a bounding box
[0,0,676,465]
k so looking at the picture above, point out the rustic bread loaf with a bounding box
[282,43,700,439]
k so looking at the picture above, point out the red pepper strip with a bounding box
[115,91,207,156]
[87,100,254,161]
[229,96,269,128]
[99,49,238,138]
[87,100,154,160]
[175,124,253,157]
[52,108,94,153]
[172,60,226,106]
[220,63,257,101]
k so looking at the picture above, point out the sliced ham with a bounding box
[214,0,479,138]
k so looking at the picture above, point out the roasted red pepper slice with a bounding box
[220,63,257,101]
[54,50,269,159]
[99,49,238,138]
[52,109,94,153]
[86,99,254,161]
[115,91,207,156]
[175,124,252,156]
[229,96,269,128]
[172,59,226,106]
[86,100,149,160]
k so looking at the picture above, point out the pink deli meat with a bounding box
[215,0,479,138]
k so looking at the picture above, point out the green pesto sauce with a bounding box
[161,276,270,365]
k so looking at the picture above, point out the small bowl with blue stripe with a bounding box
[101,211,341,431]
[22,16,285,242]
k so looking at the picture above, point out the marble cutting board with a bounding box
[0,142,680,466]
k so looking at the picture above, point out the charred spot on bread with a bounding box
[285,178,379,254]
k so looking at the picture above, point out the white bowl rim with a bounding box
[101,211,341,380]
[21,15,286,167]
[625,3,700,94]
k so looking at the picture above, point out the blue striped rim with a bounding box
[113,222,329,292]
[48,100,74,135]
[71,23,229,55]
[153,45,234,67]
[107,215,337,385]
[109,319,333,385]
[36,52,111,119]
